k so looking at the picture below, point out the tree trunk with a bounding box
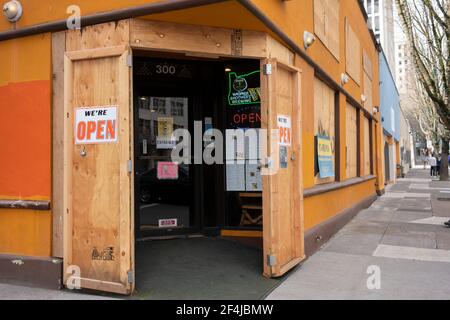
[440,138,449,181]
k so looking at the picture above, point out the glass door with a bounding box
[135,95,195,237]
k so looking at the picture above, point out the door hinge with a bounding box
[263,64,272,75]
[126,55,133,68]
[127,270,134,284]
[267,254,277,267]
[127,160,133,174]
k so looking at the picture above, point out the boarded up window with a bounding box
[346,103,358,179]
[345,18,361,85]
[314,0,340,60]
[314,78,335,184]
[363,51,373,113]
[363,117,371,176]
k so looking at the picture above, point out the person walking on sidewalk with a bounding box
[429,154,437,177]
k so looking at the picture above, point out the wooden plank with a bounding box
[290,65,304,262]
[239,193,262,198]
[130,19,267,59]
[52,31,65,258]
[266,35,294,66]
[78,278,128,295]
[66,20,130,51]
[131,19,232,56]
[261,58,275,278]
[221,230,263,238]
[118,50,133,291]
[63,54,74,280]
[66,45,127,61]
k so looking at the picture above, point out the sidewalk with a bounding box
[267,169,450,300]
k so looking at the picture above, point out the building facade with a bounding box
[379,49,401,183]
[363,0,396,75]
[0,0,383,294]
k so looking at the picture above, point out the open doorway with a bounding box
[132,52,269,297]
[133,52,263,239]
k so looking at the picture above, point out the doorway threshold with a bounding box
[136,234,204,242]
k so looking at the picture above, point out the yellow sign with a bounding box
[158,117,173,137]
[317,136,333,157]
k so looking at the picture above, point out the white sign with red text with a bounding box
[277,115,292,146]
[75,106,118,145]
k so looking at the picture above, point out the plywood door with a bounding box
[261,59,304,278]
[63,45,133,294]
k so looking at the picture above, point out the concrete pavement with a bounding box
[267,169,450,300]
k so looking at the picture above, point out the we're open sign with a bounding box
[75,106,118,145]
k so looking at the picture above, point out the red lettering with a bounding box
[86,121,96,139]
[77,121,86,141]
[96,120,106,140]
[256,112,261,123]
[106,120,116,139]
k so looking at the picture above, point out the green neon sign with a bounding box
[228,70,261,106]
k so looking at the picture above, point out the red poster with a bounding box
[157,162,179,180]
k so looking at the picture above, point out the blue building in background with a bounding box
[379,49,401,183]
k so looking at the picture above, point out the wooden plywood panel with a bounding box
[346,103,358,179]
[364,117,371,176]
[314,0,326,46]
[345,19,361,85]
[130,19,267,59]
[325,0,340,60]
[52,31,65,258]
[363,50,373,80]
[66,21,130,51]
[363,71,373,113]
[262,59,304,278]
[64,22,132,295]
[314,0,340,60]
[314,78,336,184]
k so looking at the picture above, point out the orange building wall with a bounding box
[0,0,381,254]
[0,33,52,257]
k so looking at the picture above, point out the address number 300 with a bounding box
[156,64,177,75]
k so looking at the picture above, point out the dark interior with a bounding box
[132,52,262,240]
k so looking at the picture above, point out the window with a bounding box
[314,0,340,59]
[346,103,358,179]
[314,78,336,184]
